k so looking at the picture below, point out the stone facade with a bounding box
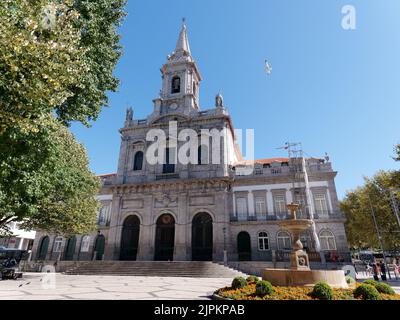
[31,21,350,264]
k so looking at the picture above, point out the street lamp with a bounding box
[223,227,227,266]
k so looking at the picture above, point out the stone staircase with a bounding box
[63,261,247,278]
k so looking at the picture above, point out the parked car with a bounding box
[0,247,29,280]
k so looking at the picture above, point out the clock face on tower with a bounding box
[169,103,178,111]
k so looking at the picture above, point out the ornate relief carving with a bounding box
[154,194,178,208]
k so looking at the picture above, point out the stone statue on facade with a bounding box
[125,106,134,126]
[215,93,223,108]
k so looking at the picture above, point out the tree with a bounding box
[0,117,100,234]
[56,0,127,125]
[394,144,400,162]
[341,170,400,250]
[0,0,126,132]
[0,0,126,234]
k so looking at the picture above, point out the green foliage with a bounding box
[353,284,381,300]
[345,276,356,284]
[255,280,274,296]
[375,282,395,295]
[231,277,246,289]
[0,117,100,234]
[341,170,400,250]
[56,0,127,125]
[0,0,86,134]
[363,279,379,287]
[0,0,126,132]
[364,279,395,295]
[246,275,259,283]
[0,0,125,234]
[310,282,333,300]
[394,144,400,162]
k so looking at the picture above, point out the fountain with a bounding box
[262,203,348,288]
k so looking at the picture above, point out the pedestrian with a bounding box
[372,262,379,281]
[380,261,387,281]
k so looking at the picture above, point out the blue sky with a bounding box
[70,0,400,199]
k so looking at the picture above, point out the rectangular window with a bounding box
[255,197,266,217]
[236,197,248,219]
[274,194,287,214]
[258,237,269,251]
[277,236,291,250]
[80,236,91,252]
[53,237,63,252]
[294,193,307,216]
[314,192,328,215]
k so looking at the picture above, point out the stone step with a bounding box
[63,261,247,278]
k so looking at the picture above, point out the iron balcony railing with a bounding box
[230,211,344,222]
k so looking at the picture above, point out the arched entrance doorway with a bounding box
[192,212,213,261]
[64,236,76,261]
[36,236,49,260]
[120,215,140,260]
[237,231,251,261]
[93,234,105,260]
[154,214,175,261]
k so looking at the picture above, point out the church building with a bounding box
[31,21,350,264]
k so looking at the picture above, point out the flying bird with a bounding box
[265,60,272,75]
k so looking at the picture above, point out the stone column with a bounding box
[232,192,237,217]
[104,193,121,260]
[137,194,154,260]
[248,191,255,218]
[266,191,274,216]
[173,193,188,261]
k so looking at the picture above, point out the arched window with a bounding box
[171,76,181,94]
[80,236,91,252]
[319,230,336,251]
[133,151,143,171]
[258,232,269,251]
[53,237,63,252]
[277,231,291,250]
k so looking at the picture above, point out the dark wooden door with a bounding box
[154,214,175,261]
[120,216,140,260]
[237,231,251,261]
[37,236,49,260]
[94,235,105,260]
[192,213,213,261]
[64,236,76,261]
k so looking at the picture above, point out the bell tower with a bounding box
[152,19,202,117]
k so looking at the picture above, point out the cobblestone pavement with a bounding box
[0,273,232,300]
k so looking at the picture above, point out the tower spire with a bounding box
[174,17,191,56]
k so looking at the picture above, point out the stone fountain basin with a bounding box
[277,219,314,232]
[262,268,348,289]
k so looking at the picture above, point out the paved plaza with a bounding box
[0,273,232,300]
